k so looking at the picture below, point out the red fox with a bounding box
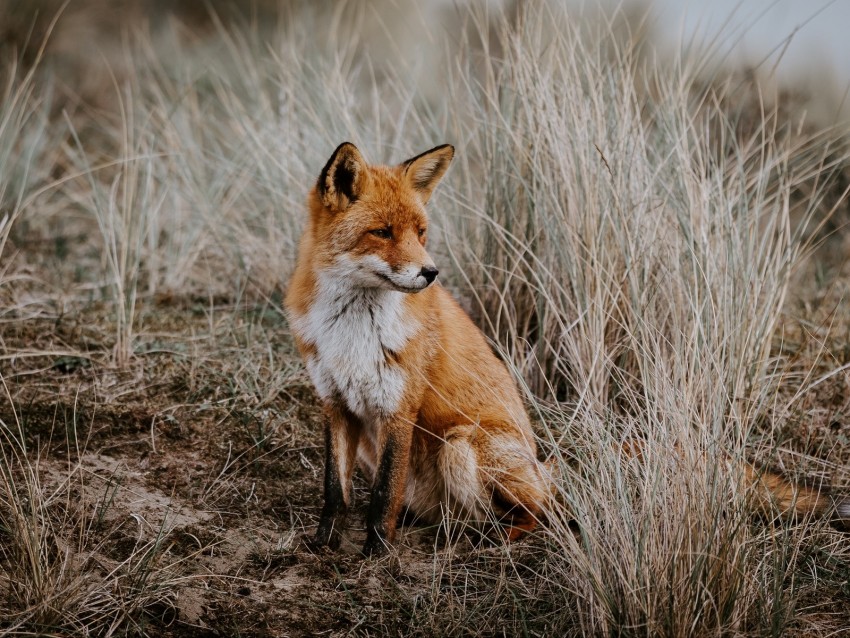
[285,142,850,556]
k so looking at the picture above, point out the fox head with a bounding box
[308,141,454,292]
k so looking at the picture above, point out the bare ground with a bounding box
[0,289,559,636]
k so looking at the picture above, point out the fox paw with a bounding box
[361,535,391,557]
[308,526,342,552]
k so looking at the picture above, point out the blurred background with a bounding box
[2,0,849,124]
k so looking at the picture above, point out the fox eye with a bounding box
[418,227,426,237]
[369,227,392,239]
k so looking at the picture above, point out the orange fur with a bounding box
[619,438,847,524]
[285,142,548,555]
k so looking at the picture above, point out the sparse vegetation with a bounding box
[0,1,848,636]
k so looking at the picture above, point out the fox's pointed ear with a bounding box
[317,142,369,211]
[401,144,454,204]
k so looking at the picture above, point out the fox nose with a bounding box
[420,266,439,284]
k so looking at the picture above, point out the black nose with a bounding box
[420,266,439,284]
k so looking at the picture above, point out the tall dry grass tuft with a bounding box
[0,51,53,288]
[428,4,849,635]
[64,67,167,365]
[0,392,184,635]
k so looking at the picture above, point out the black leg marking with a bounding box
[314,423,347,551]
[363,437,402,557]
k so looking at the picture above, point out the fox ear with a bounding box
[401,144,454,204]
[317,142,369,211]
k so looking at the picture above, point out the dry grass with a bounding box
[0,1,848,636]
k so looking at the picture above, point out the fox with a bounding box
[285,141,850,557]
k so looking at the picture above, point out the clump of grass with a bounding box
[431,4,850,636]
[0,48,53,289]
[0,391,183,635]
[63,69,167,366]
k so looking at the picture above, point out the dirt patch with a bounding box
[0,297,496,636]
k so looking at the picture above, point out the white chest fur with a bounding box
[292,273,419,420]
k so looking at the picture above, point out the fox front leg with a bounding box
[362,422,413,556]
[314,405,361,550]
